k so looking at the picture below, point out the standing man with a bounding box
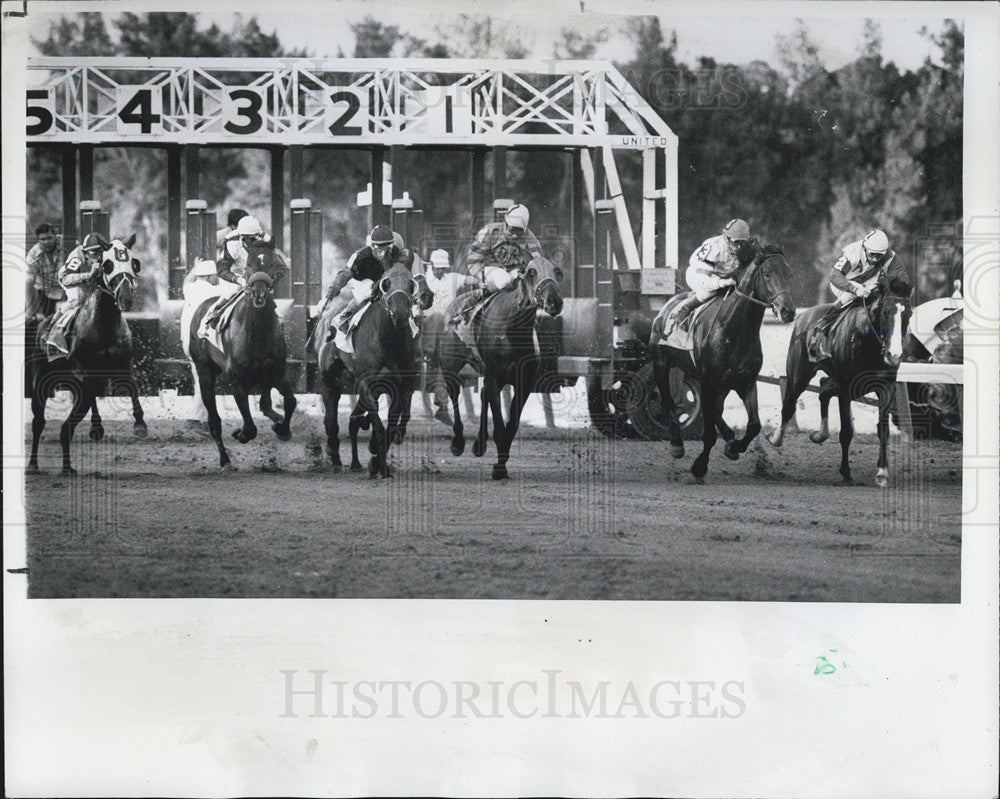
[423,249,476,423]
[25,223,65,321]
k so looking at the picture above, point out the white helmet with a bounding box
[505,204,530,230]
[236,215,263,237]
[430,249,450,268]
[862,229,889,255]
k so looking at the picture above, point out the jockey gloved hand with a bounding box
[236,276,247,288]
[721,277,736,288]
[852,282,872,298]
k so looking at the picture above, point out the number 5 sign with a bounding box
[116,86,163,135]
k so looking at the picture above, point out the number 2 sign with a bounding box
[325,88,368,136]
[115,86,163,135]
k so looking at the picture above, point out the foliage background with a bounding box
[27,13,963,309]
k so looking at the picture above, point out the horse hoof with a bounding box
[232,428,257,444]
[391,429,405,445]
[89,426,105,442]
[330,463,343,474]
[450,439,465,457]
[669,444,684,459]
[767,434,783,449]
[350,463,363,473]
[472,439,486,458]
[492,465,509,480]
[221,462,236,472]
[133,422,148,439]
[875,470,889,489]
[841,475,853,485]
[723,443,740,461]
[273,423,291,442]
[61,466,77,476]
[809,432,828,444]
[26,464,44,476]
[692,475,705,485]
[368,460,380,478]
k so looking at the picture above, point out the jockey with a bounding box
[451,203,542,323]
[808,229,898,360]
[216,208,248,260]
[672,218,751,329]
[320,224,408,332]
[46,233,106,353]
[202,215,284,334]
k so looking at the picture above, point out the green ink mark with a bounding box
[814,649,848,675]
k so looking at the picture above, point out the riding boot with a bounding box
[808,303,843,361]
[47,323,69,354]
[674,294,701,332]
[336,296,361,333]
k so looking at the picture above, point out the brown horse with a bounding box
[29,234,146,475]
[187,239,296,469]
[317,263,428,478]
[651,244,797,482]
[768,276,908,487]
[436,256,564,480]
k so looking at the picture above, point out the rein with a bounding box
[861,292,896,361]
[732,254,789,309]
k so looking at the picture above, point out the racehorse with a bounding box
[436,256,564,480]
[317,263,428,478]
[651,244,797,483]
[187,239,296,469]
[29,234,147,475]
[768,274,908,487]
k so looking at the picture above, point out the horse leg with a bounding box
[127,369,147,438]
[445,367,465,456]
[690,384,719,483]
[349,404,365,472]
[768,347,815,448]
[652,347,684,458]
[272,374,296,441]
[259,384,283,426]
[810,378,836,444]
[319,380,342,471]
[716,415,736,444]
[231,386,258,444]
[88,395,105,442]
[198,365,231,469]
[837,391,854,484]
[28,379,48,473]
[494,380,530,480]
[488,381,509,480]
[59,379,92,476]
[725,382,761,460]
[472,375,492,458]
[875,383,892,488]
[360,390,389,479]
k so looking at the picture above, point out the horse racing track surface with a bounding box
[22,402,961,601]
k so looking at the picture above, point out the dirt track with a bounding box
[22,397,961,601]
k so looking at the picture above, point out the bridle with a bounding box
[378,274,421,314]
[732,252,791,313]
[861,285,901,363]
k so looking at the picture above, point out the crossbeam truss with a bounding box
[27,58,677,270]
[26,57,675,148]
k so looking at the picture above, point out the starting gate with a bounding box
[26,57,683,434]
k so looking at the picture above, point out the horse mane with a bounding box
[754,243,784,263]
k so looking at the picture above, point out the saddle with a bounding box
[197,291,244,353]
[651,292,710,351]
[807,303,862,363]
[43,308,80,361]
[331,300,373,354]
[448,290,506,371]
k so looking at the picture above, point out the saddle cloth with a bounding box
[652,293,711,351]
[44,307,81,361]
[332,300,420,355]
[195,291,244,354]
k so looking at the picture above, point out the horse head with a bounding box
[98,233,140,311]
[244,239,283,309]
[411,271,434,311]
[738,244,796,323]
[869,278,909,367]
[378,264,420,329]
[523,256,565,317]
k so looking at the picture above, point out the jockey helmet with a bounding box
[862,229,890,256]
[723,218,750,242]
[236,215,263,237]
[370,225,394,246]
[505,204,530,230]
[82,233,104,254]
[392,231,405,250]
[430,249,450,269]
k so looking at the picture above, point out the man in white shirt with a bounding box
[423,249,476,424]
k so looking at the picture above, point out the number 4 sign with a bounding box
[116,86,163,135]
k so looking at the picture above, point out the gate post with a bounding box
[594,199,616,362]
[290,199,322,307]
[493,198,513,223]
[185,200,216,267]
[392,193,424,257]
[79,200,110,241]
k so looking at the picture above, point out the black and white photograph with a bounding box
[3,0,997,795]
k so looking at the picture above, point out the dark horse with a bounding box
[187,239,296,469]
[768,275,908,487]
[317,263,429,478]
[651,244,797,482]
[437,257,564,480]
[29,234,147,475]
